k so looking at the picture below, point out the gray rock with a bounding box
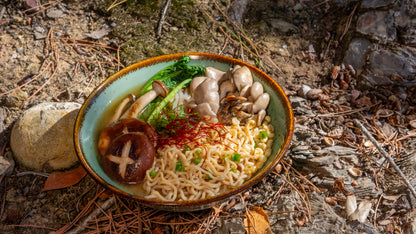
[289,96,307,108]
[10,102,81,171]
[356,11,396,42]
[352,177,382,198]
[34,31,47,40]
[395,0,416,46]
[363,47,416,85]
[360,0,397,9]
[343,38,372,72]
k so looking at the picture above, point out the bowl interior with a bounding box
[75,53,293,210]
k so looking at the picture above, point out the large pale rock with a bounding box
[10,102,81,171]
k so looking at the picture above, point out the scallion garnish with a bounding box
[231,153,241,162]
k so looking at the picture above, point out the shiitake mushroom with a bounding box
[102,132,155,184]
[97,118,157,156]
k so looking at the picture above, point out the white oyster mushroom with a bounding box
[250,81,264,100]
[219,80,235,99]
[190,76,207,96]
[239,84,251,98]
[256,109,266,126]
[205,67,226,82]
[233,66,253,91]
[189,77,220,121]
[252,93,270,114]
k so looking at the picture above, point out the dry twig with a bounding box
[354,119,416,199]
[67,196,116,234]
[156,0,172,38]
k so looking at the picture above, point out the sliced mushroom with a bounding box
[239,85,251,98]
[239,102,253,113]
[206,67,226,82]
[121,80,168,119]
[252,93,270,114]
[102,132,155,184]
[250,81,264,100]
[219,80,235,99]
[108,94,135,125]
[193,78,219,104]
[233,66,253,91]
[97,118,157,156]
[256,109,266,126]
[190,76,207,96]
[195,102,217,117]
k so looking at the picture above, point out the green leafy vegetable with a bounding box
[147,78,192,123]
[231,153,241,162]
[140,55,205,96]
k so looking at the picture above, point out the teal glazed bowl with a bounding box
[74,53,294,212]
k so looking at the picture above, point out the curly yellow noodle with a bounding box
[141,117,274,201]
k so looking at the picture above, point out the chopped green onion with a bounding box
[230,168,237,173]
[175,161,185,171]
[259,130,268,139]
[205,174,212,180]
[231,153,241,162]
[254,142,258,149]
[194,150,201,156]
[193,158,202,164]
[184,145,191,151]
[149,170,157,178]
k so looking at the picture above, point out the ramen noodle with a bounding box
[142,117,274,201]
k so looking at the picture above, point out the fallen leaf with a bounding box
[244,206,272,234]
[42,166,87,192]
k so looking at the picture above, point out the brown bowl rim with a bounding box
[74,52,294,210]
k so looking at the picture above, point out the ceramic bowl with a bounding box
[74,53,294,212]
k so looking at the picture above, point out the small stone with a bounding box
[85,25,111,40]
[289,96,307,108]
[0,153,15,176]
[4,89,28,107]
[268,18,299,33]
[24,0,40,12]
[34,31,47,40]
[46,9,64,18]
[10,102,81,171]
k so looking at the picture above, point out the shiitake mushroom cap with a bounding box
[102,132,155,184]
[97,118,157,156]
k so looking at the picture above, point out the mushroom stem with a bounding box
[108,94,135,124]
[121,80,168,119]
